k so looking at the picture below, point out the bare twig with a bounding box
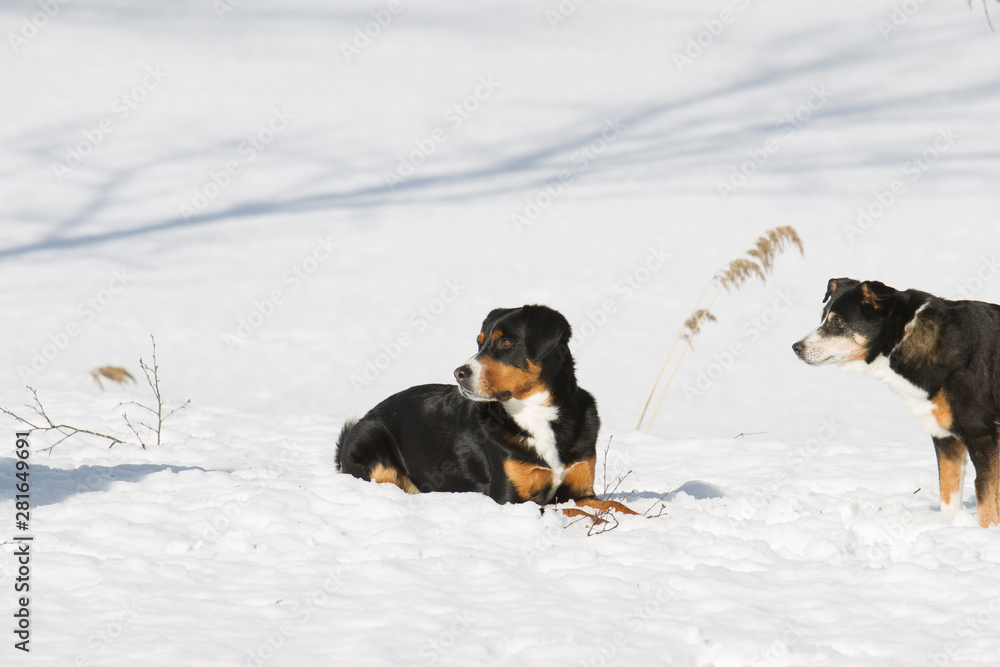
[0,336,189,452]
[643,495,669,518]
[0,388,129,453]
[563,435,667,530]
[582,436,635,536]
[118,336,190,449]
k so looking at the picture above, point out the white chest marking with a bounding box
[504,392,563,490]
[845,354,952,439]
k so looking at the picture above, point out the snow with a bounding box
[3,0,1000,664]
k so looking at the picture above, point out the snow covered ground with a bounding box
[3,0,1000,664]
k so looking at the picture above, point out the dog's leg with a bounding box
[966,434,1000,528]
[574,497,639,516]
[559,457,638,516]
[562,507,605,523]
[337,420,420,494]
[370,463,420,494]
[504,460,555,504]
[933,436,967,520]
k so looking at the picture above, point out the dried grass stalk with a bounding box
[636,226,803,432]
[682,309,716,342]
[972,0,996,31]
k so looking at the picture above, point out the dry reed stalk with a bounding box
[639,226,803,433]
[633,283,714,430]
[973,0,996,31]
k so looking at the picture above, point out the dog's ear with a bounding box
[481,308,510,330]
[523,305,571,361]
[824,278,859,303]
[859,281,896,311]
[479,308,512,343]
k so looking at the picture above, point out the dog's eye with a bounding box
[498,337,513,349]
[830,315,844,329]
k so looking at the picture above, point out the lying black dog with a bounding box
[337,305,635,517]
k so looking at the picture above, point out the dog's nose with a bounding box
[454,365,472,382]
[792,341,805,357]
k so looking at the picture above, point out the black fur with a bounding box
[336,305,603,507]
[794,278,1000,527]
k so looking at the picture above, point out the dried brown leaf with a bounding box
[90,366,136,391]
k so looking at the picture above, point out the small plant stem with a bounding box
[635,280,714,430]
[645,284,724,432]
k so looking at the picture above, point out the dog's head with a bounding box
[454,305,571,402]
[792,278,898,366]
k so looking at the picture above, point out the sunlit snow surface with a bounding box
[2,1,1000,665]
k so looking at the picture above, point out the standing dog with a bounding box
[793,278,1000,527]
[336,305,635,517]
